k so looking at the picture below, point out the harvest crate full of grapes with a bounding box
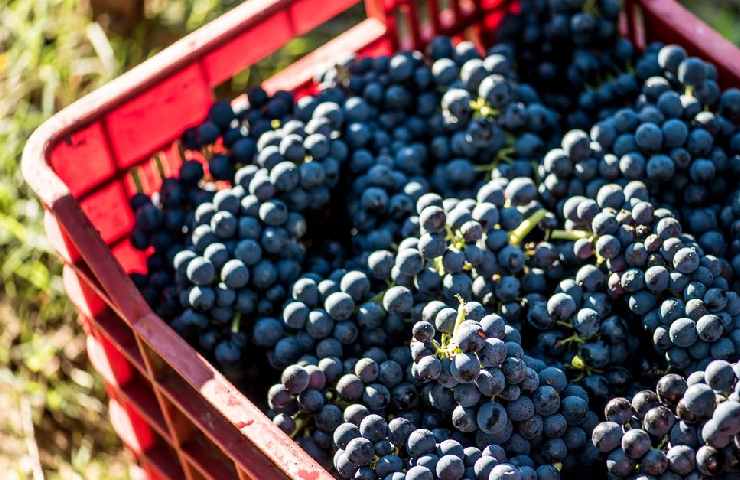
[21,0,740,478]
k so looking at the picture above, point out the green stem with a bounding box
[556,334,585,348]
[567,354,604,376]
[453,294,467,335]
[370,291,385,305]
[478,104,499,118]
[232,312,242,333]
[432,256,445,276]
[131,169,144,193]
[469,98,485,111]
[570,354,587,370]
[290,417,308,439]
[496,147,515,162]
[433,296,469,359]
[475,146,515,172]
[445,225,465,251]
[475,164,496,173]
[177,142,188,162]
[583,0,598,15]
[154,153,167,179]
[549,229,592,241]
[509,209,548,245]
[469,98,500,119]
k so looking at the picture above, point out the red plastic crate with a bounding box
[21,0,740,478]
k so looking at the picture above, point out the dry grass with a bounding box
[0,302,134,479]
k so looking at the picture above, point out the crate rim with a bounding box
[20,0,740,478]
[21,0,376,206]
[23,0,740,205]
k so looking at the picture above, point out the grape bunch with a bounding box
[333,416,562,480]
[316,41,559,253]
[182,89,299,180]
[122,3,740,475]
[539,44,740,211]
[129,160,214,319]
[683,189,740,291]
[268,346,419,462]
[495,0,629,128]
[363,175,551,322]
[254,269,408,370]
[409,297,600,473]
[321,51,442,252]
[525,268,640,401]
[592,359,740,478]
[549,182,740,374]
[185,85,351,213]
[429,36,559,198]
[145,177,308,377]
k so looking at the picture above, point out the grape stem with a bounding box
[231,312,241,333]
[570,354,588,370]
[549,229,592,241]
[452,294,466,335]
[432,256,445,276]
[509,209,548,245]
[370,290,386,305]
[290,416,309,439]
[435,295,467,358]
[475,147,516,173]
[496,147,515,162]
[154,153,167,179]
[567,354,604,381]
[177,141,188,163]
[583,0,599,15]
[445,225,466,251]
[131,169,144,194]
[556,333,586,348]
[469,97,500,119]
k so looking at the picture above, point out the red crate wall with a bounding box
[29,0,519,477]
[21,0,740,478]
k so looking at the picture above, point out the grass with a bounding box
[681,1,740,46]
[0,0,737,478]
[0,1,239,478]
